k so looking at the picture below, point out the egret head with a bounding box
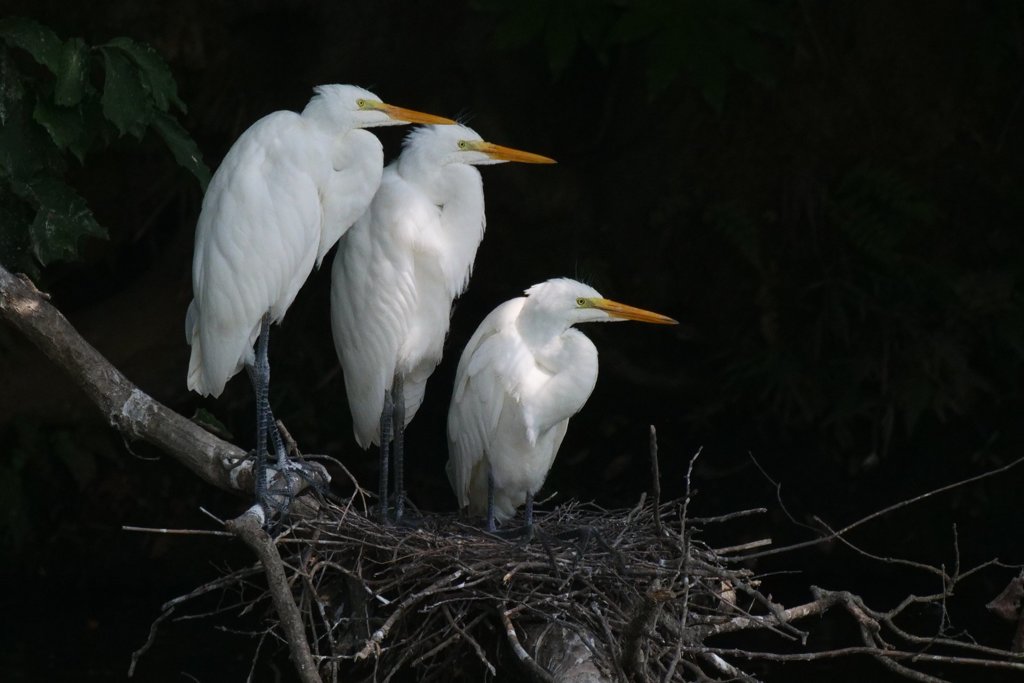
[524,278,678,327]
[401,124,556,168]
[304,84,454,131]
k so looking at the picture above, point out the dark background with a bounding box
[1,1,1022,680]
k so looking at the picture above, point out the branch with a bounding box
[500,608,555,683]
[226,507,323,683]
[737,452,1024,561]
[0,265,251,493]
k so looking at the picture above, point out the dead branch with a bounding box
[739,451,1024,562]
[501,608,556,683]
[649,425,663,537]
[0,265,248,493]
[226,507,323,683]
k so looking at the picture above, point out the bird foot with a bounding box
[254,456,330,524]
[374,494,422,527]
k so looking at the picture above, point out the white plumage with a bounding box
[446,278,678,527]
[186,84,452,397]
[330,124,555,447]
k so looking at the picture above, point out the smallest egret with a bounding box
[446,278,677,534]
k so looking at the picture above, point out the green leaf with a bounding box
[0,183,38,277]
[151,111,210,191]
[99,46,151,138]
[54,37,89,106]
[0,71,63,179]
[105,37,185,113]
[11,176,106,265]
[33,99,98,163]
[0,17,62,73]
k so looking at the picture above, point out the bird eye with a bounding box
[575,297,587,306]
[356,99,367,108]
[457,140,468,149]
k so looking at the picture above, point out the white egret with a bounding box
[186,84,453,508]
[446,278,677,533]
[330,123,555,521]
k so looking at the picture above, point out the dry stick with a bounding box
[443,606,496,676]
[679,644,1024,672]
[226,509,323,683]
[624,583,676,679]
[649,425,663,536]
[128,566,264,676]
[0,265,331,500]
[122,525,235,537]
[842,597,948,683]
[737,452,1024,562]
[355,569,464,661]
[0,265,336,681]
[713,538,773,555]
[499,608,555,683]
[0,265,250,493]
[815,586,1024,662]
[700,652,761,682]
[691,507,768,524]
[591,600,628,683]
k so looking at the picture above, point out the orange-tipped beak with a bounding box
[379,103,456,125]
[593,298,678,325]
[474,141,557,164]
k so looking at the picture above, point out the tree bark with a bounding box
[0,265,251,493]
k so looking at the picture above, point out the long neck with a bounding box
[399,158,486,297]
[516,301,573,354]
[300,97,348,134]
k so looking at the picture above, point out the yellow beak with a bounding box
[378,103,456,125]
[472,141,557,164]
[593,298,678,325]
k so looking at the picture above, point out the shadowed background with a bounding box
[1,1,1022,680]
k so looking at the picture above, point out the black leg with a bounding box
[246,345,288,471]
[486,468,496,532]
[524,491,535,541]
[251,314,272,508]
[392,374,406,522]
[378,388,393,522]
[268,415,288,469]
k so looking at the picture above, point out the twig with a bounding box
[690,507,768,524]
[226,507,323,683]
[737,453,1024,561]
[680,644,1024,671]
[499,608,555,683]
[355,570,464,661]
[443,607,495,676]
[713,538,773,555]
[649,425,663,536]
[0,265,251,493]
[128,566,264,676]
[122,525,234,537]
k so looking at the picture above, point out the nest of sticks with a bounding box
[290,496,763,682]
[150,463,781,683]
[129,443,1024,683]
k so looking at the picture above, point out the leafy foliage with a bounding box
[0,18,209,277]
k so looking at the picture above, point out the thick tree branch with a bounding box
[0,265,254,493]
[227,508,323,683]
